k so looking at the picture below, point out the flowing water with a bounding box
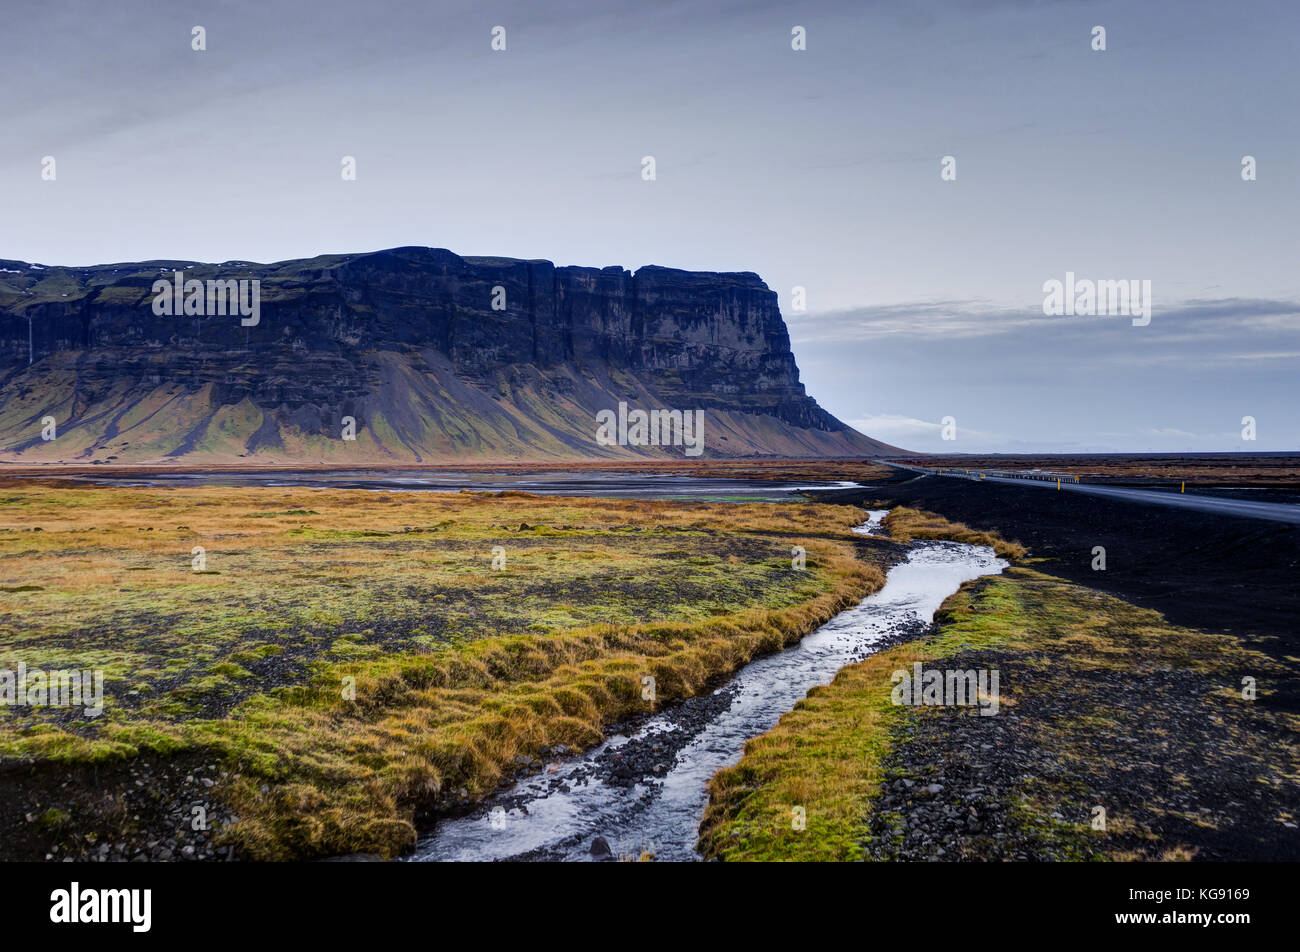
[411,511,1007,862]
[35,469,860,502]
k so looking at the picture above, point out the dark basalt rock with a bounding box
[0,246,898,461]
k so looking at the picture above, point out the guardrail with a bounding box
[884,462,1190,493]
[888,463,1080,485]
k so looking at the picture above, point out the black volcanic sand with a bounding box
[813,474,1300,861]
[865,659,1300,862]
[864,574,1299,862]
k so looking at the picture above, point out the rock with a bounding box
[0,248,894,462]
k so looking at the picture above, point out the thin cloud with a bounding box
[791,297,1300,356]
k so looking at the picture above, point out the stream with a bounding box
[411,510,1007,861]
[38,469,860,502]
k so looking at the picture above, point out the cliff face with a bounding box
[0,246,899,463]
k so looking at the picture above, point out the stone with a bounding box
[0,247,894,462]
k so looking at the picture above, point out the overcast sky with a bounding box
[2,0,1296,452]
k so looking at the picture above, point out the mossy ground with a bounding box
[0,483,884,859]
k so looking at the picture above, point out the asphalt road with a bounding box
[885,464,1300,526]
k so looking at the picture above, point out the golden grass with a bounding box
[0,482,886,858]
[883,506,1027,560]
[215,542,881,858]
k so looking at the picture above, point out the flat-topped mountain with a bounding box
[0,246,900,463]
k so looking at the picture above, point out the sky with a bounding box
[1,0,1296,452]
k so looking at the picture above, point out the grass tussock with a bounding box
[214,541,880,859]
[883,506,1026,560]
